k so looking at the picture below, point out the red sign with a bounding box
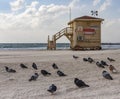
[83,28,95,34]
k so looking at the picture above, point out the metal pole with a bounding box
[69,7,71,21]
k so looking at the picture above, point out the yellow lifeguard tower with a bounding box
[47,15,104,50]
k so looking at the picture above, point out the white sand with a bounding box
[0,49,120,99]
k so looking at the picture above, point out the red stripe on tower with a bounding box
[83,28,95,34]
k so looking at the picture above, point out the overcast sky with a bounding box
[0,0,119,43]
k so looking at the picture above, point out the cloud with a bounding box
[10,0,25,11]
[1,0,119,43]
[0,1,70,31]
[1,0,87,30]
[104,20,116,27]
[102,18,120,43]
[98,0,112,12]
[93,0,101,6]
[69,0,86,9]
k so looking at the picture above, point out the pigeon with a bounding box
[52,63,58,69]
[29,73,39,81]
[57,70,66,76]
[41,70,51,76]
[74,78,89,88]
[5,66,16,73]
[83,58,88,62]
[87,57,94,63]
[102,70,113,80]
[109,65,117,73]
[20,63,28,69]
[101,60,108,66]
[107,57,115,62]
[73,55,79,59]
[96,62,105,68]
[32,62,38,70]
[47,84,57,95]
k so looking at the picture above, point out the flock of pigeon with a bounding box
[4,62,68,95]
[4,55,116,95]
[82,56,116,80]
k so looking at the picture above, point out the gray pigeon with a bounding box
[20,63,28,69]
[73,55,79,59]
[57,70,66,76]
[52,63,58,69]
[47,84,57,95]
[74,78,89,88]
[107,57,115,62]
[83,58,88,62]
[5,66,16,73]
[29,73,39,81]
[96,62,105,68]
[41,70,51,76]
[32,62,38,70]
[101,60,108,66]
[102,70,113,80]
[88,57,94,63]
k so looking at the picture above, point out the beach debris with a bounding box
[107,57,115,62]
[96,62,105,68]
[47,84,57,95]
[32,62,38,70]
[57,70,66,76]
[74,78,89,88]
[20,63,28,69]
[109,65,117,73]
[29,73,39,81]
[52,63,58,69]
[73,55,79,59]
[100,60,108,66]
[87,57,94,63]
[5,66,16,73]
[102,70,113,80]
[41,70,51,76]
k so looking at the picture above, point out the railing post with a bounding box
[47,35,50,50]
[53,35,56,50]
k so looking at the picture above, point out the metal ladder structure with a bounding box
[47,27,73,50]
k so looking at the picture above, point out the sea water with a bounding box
[0,43,120,50]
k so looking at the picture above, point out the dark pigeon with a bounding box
[41,70,51,76]
[83,58,88,62]
[74,78,89,88]
[20,63,28,69]
[29,73,39,81]
[57,70,66,76]
[96,62,105,68]
[73,55,79,59]
[52,63,58,69]
[101,60,108,66]
[107,57,115,62]
[87,57,94,63]
[32,62,38,70]
[47,84,57,95]
[5,66,16,73]
[102,70,113,80]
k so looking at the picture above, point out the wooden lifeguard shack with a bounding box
[47,15,104,50]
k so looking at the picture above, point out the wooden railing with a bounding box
[48,27,73,50]
[53,27,73,41]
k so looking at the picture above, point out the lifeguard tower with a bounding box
[47,15,104,50]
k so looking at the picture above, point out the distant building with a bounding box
[47,15,104,50]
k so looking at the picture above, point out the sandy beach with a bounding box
[0,49,120,99]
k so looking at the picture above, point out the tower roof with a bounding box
[68,15,104,25]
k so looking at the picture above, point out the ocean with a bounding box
[0,43,120,50]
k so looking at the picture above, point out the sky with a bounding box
[0,0,120,43]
